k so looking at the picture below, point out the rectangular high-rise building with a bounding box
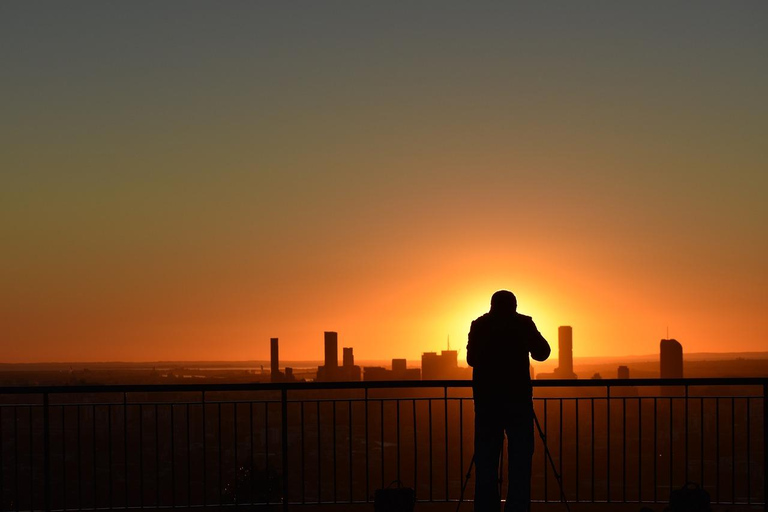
[660,339,683,379]
[618,365,630,379]
[536,326,576,379]
[421,352,439,380]
[557,326,573,375]
[440,350,458,368]
[270,338,279,382]
[343,347,354,367]
[324,332,338,369]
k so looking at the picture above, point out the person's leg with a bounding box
[503,402,534,512]
[474,404,504,512]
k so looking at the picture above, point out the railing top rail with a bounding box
[0,377,766,395]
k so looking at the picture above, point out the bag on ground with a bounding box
[669,482,711,512]
[374,480,415,512]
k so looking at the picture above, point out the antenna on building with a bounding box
[447,335,450,351]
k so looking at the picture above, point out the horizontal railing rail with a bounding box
[2,377,768,394]
[0,378,765,511]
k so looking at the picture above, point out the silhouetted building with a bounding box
[421,352,440,379]
[339,346,361,381]
[421,350,470,380]
[317,333,360,381]
[363,367,390,381]
[392,359,420,379]
[537,326,577,379]
[363,358,420,381]
[343,347,354,367]
[660,338,683,379]
[618,365,630,379]
[325,332,338,369]
[269,337,295,382]
[613,365,638,396]
[556,326,577,378]
[270,338,283,382]
[405,368,421,379]
[317,332,338,381]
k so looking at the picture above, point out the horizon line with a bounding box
[3,350,768,366]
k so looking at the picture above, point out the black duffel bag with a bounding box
[669,482,711,512]
[374,480,415,512]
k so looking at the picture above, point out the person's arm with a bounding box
[527,318,551,362]
[466,320,477,367]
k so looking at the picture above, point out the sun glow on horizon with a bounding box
[1,3,765,363]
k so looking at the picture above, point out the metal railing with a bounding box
[0,378,765,510]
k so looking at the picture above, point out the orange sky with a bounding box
[2,3,766,363]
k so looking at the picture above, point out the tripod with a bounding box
[456,409,570,512]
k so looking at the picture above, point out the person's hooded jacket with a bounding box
[467,311,550,404]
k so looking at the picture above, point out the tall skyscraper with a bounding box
[557,326,575,377]
[317,332,360,381]
[324,332,338,369]
[660,339,683,379]
[270,338,281,382]
[537,325,577,379]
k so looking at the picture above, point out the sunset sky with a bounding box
[2,2,766,364]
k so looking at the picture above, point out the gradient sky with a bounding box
[2,2,766,363]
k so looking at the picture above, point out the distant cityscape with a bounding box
[270,331,470,382]
[1,326,761,387]
[269,326,685,383]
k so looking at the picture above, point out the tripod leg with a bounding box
[456,454,475,512]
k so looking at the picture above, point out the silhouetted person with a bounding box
[467,290,550,512]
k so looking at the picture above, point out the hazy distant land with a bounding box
[1,352,767,387]
[2,351,767,370]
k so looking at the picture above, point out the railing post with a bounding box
[202,391,206,508]
[606,384,611,503]
[43,392,51,512]
[763,383,767,512]
[444,386,449,501]
[684,383,689,485]
[282,387,289,511]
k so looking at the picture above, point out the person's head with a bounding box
[490,290,517,314]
